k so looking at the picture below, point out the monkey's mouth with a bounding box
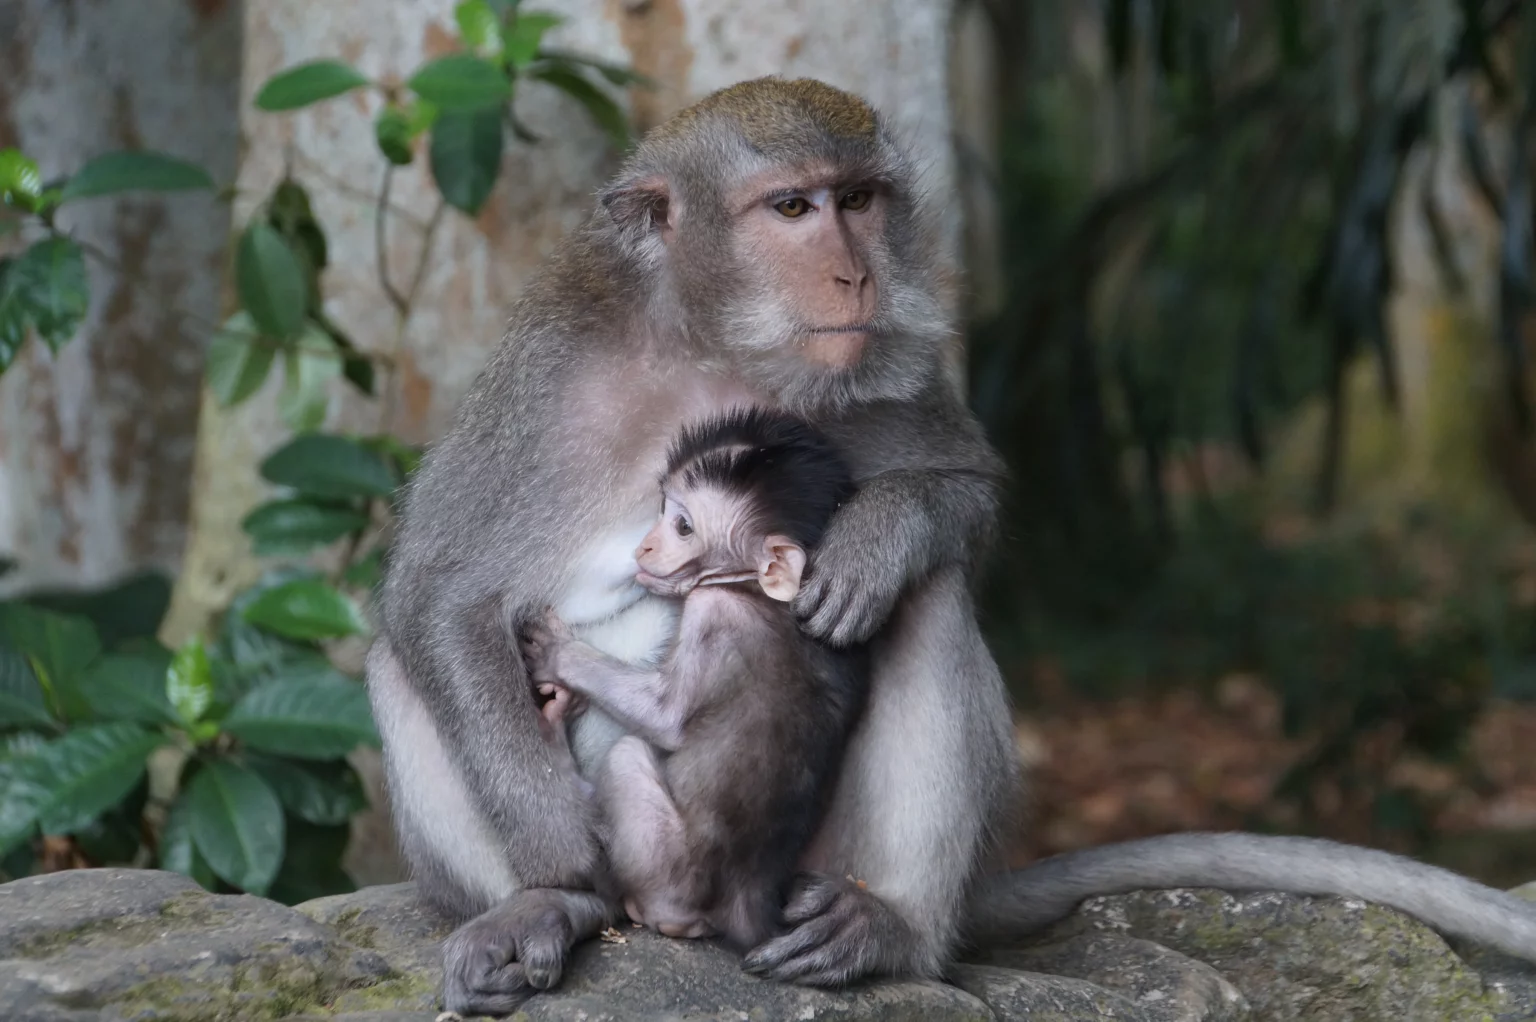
[807,323,876,336]
[801,325,873,369]
[635,570,694,596]
[635,568,757,595]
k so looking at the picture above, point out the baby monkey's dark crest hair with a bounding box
[665,407,856,551]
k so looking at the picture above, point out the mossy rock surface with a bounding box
[4,870,1535,1021]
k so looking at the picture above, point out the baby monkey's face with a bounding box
[633,487,806,602]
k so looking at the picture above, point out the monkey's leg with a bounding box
[599,736,712,939]
[745,569,1019,985]
[367,639,617,1016]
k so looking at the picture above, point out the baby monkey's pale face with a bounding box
[633,486,806,602]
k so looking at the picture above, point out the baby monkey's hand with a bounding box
[520,609,575,685]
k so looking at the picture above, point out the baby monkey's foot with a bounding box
[537,682,584,726]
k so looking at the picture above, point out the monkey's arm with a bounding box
[968,833,1536,962]
[543,642,687,752]
[800,388,1004,646]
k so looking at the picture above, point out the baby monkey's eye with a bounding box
[840,189,872,212]
[674,515,693,538]
[774,196,810,218]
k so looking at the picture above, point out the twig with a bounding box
[378,198,449,433]
[376,165,410,319]
[292,151,432,229]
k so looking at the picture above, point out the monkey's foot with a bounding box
[741,873,924,987]
[442,888,615,1016]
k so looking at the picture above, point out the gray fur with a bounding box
[967,833,1536,962]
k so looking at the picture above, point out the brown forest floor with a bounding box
[1006,677,1536,888]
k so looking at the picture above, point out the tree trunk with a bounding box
[0,0,241,597]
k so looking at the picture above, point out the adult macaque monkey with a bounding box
[368,77,1019,1016]
[369,77,1536,1018]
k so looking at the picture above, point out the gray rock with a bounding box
[4,870,1533,1021]
[971,931,1249,1021]
[0,868,393,1021]
[949,964,1151,1020]
[1033,887,1502,1021]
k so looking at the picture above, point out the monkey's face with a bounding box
[729,173,883,371]
[695,162,950,414]
[634,489,758,597]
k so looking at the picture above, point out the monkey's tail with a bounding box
[968,832,1536,962]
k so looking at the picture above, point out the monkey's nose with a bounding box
[834,269,869,291]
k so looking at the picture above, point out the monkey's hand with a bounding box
[742,873,921,986]
[793,518,906,648]
[520,610,575,685]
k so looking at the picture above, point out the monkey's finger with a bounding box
[443,956,532,1017]
[781,880,840,925]
[742,913,839,975]
[749,929,859,985]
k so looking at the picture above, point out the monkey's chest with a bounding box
[558,514,681,778]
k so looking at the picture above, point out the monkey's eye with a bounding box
[841,189,872,212]
[674,515,693,538]
[774,196,811,218]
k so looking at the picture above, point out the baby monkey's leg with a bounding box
[600,736,713,939]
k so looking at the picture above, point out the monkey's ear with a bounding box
[600,175,675,239]
[757,537,806,602]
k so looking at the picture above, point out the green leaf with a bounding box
[240,580,370,642]
[22,571,171,651]
[242,499,370,557]
[537,51,650,87]
[72,777,147,864]
[407,54,511,111]
[529,65,628,146]
[260,433,399,500]
[246,753,367,825]
[267,819,355,905]
[255,60,372,112]
[429,107,504,215]
[342,549,385,590]
[0,758,39,858]
[167,636,215,728]
[14,236,90,353]
[186,759,284,894]
[374,106,416,166]
[13,723,163,836]
[76,652,178,725]
[0,258,25,373]
[456,0,505,59]
[360,434,424,479]
[277,325,341,433]
[0,731,47,761]
[0,149,42,206]
[0,647,52,728]
[224,677,379,759]
[59,151,214,203]
[206,311,276,406]
[0,602,100,720]
[504,11,562,68]
[236,222,308,340]
[158,785,217,889]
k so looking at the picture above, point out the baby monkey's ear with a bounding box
[757,536,807,602]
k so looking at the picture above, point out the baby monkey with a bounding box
[522,407,870,952]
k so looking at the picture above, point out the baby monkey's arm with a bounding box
[522,611,692,752]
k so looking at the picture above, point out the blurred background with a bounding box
[3,0,1536,902]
